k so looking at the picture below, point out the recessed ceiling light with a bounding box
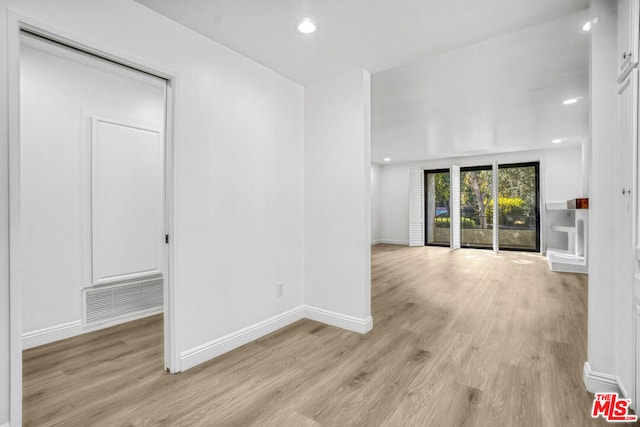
[582,21,592,32]
[296,18,317,34]
[552,139,563,144]
[562,96,582,105]
[383,158,391,162]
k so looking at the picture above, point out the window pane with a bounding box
[497,164,539,251]
[425,170,450,245]
[460,167,493,248]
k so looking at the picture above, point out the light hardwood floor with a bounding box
[24,245,624,426]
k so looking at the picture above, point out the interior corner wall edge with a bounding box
[586,0,617,376]
[304,69,372,321]
[0,0,305,387]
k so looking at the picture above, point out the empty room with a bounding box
[0,0,638,426]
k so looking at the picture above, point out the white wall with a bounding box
[371,163,382,244]
[586,0,617,380]
[378,146,583,249]
[305,69,372,325]
[0,1,306,423]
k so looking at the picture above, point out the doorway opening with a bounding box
[9,21,177,425]
[18,30,172,359]
[424,169,451,247]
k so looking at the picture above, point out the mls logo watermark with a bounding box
[591,393,638,422]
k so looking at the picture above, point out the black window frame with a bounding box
[496,161,541,253]
[423,162,541,253]
[423,168,451,248]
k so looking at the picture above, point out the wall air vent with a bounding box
[83,276,163,325]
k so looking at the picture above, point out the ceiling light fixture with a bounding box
[296,18,317,34]
[552,139,563,144]
[582,21,592,32]
[383,158,391,162]
[562,96,583,105]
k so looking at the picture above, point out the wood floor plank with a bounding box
[23,245,620,426]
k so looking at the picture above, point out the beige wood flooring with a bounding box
[23,245,626,426]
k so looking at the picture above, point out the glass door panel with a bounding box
[460,166,493,248]
[424,170,450,246]
[497,163,540,251]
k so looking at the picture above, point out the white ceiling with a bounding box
[372,10,590,163]
[134,0,589,85]
[134,0,590,163]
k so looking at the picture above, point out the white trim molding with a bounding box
[180,305,306,371]
[583,362,622,394]
[305,306,373,334]
[22,308,162,350]
[22,321,82,350]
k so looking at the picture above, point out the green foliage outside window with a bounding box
[434,217,477,229]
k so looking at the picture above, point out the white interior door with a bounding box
[616,70,636,403]
[92,117,164,285]
[632,69,640,411]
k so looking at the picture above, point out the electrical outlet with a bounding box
[276,282,284,298]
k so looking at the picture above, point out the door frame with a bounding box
[423,168,451,247]
[5,11,179,426]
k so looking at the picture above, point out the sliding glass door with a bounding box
[497,163,540,251]
[424,169,450,246]
[422,162,540,252]
[460,166,493,248]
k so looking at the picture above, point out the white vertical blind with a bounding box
[408,168,425,246]
[450,165,461,249]
[492,162,499,252]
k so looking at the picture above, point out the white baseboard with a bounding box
[617,376,630,400]
[304,305,373,334]
[22,321,83,350]
[179,304,374,372]
[378,239,409,245]
[22,308,162,350]
[371,239,382,245]
[180,305,306,371]
[583,362,622,394]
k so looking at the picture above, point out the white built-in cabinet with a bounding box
[618,0,640,82]
[617,0,640,410]
[616,68,636,407]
